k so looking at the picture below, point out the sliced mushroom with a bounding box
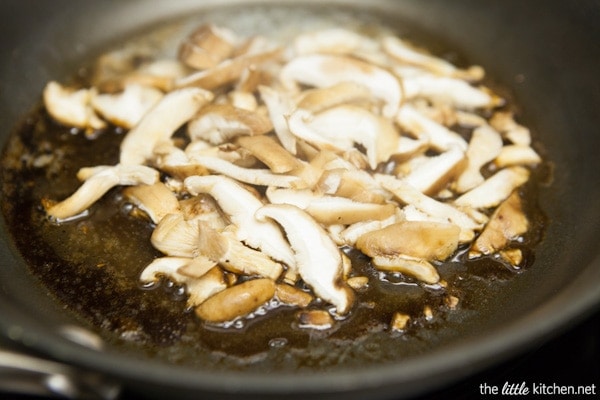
[152,141,209,180]
[297,309,334,330]
[178,255,221,279]
[236,135,303,173]
[489,111,532,146]
[197,222,284,280]
[122,59,189,92]
[195,278,276,323]
[90,84,164,129]
[44,164,159,221]
[275,283,313,308]
[280,54,403,117]
[287,105,399,169]
[454,166,530,209]
[372,255,440,285]
[293,28,379,58]
[339,212,402,246]
[469,191,529,258]
[175,46,282,90]
[178,24,237,70]
[401,73,499,109]
[123,182,181,224]
[356,220,460,261]
[43,81,106,131]
[258,85,298,154]
[185,266,228,307]
[377,175,482,242]
[400,144,466,195]
[382,35,484,81]
[120,87,214,165]
[187,103,273,145]
[150,213,200,258]
[139,256,195,284]
[255,204,354,315]
[187,154,305,189]
[494,145,542,168]
[454,124,504,193]
[315,168,391,204]
[297,81,374,113]
[184,175,296,268]
[396,104,468,152]
[266,187,396,225]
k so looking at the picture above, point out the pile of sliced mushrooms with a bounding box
[42,25,541,331]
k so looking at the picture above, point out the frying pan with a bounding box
[0,0,599,399]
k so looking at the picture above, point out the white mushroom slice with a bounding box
[236,135,303,173]
[356,220,460,261]
[188,155,305,189]
[280,54,402,117]
[454,124,504,193]
[123,59,190,92]
[187,104,273,145]
[469,191,529,258]
[186,267,229,307]
[45,164,159,221]
[178,255,220,279]
[402,73,498,109]
[178,24,237,70]
[139,256,194,284]
[120,87,214,165]
[258,85,298,154]
[255,204,354,315]
[455,166,530,209]
[186,142,258,168]
[377,175,481,242]
[140,256,224,307]
[297,81,374,113]
[175,47,282,90]
[266,187,396,225]
[153,141,209,179]
[123,182,181,224]
[494,145,542,168]
[293,28,379,58]
[372,255,440,285]
[91,84,163,129]
[401,145,466,195]
[197,222,284,280]
[43,81,106,131]
[150,213,200,258]
[340,212,402,246]
[382,36,484,81]
[228,90,258,111]
[184,175,296,268]
[396,104,468,152]
[287,105,399,169]
[178,195,228,231]
[392,135,430,161]
[316,169,390,204]
[489,111,532,146]
[195,278,276,322]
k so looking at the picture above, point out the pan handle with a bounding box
[0,347,121,399]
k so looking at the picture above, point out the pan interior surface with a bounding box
[0,1,599,398]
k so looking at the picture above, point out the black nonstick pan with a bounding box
[0,1,598,399]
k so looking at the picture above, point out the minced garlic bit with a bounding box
[42,24,542,328]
